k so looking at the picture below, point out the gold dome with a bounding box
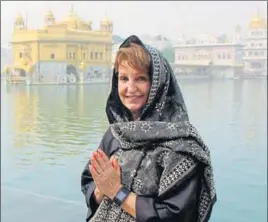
[101,15,112,25]
[249,15,267,29]
[44,9,54,19]
[15,13,24,23]
[67,12,77,21]
[55,5,90,29]
[66,5,79,22]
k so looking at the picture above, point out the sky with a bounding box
[1,1,267,45]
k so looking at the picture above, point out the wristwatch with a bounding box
[113,186,131,206]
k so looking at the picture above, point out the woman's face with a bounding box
[118,60,151,120]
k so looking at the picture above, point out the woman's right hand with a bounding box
[92,154,118,205]
[94,186,104,205]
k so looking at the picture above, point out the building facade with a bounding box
[7,7,113,84]
[243,14,267,77]
[172,34,244,79]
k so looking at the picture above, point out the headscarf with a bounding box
[91,35,216,222]
[106,35,189,123]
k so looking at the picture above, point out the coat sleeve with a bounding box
[135,154,201,222]
[81,127,117,221]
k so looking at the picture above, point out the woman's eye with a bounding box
[138,77,147,81]
[120,76,128,81]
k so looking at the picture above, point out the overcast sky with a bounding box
[1,1,267,45]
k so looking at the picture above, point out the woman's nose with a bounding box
[127,80,137,92]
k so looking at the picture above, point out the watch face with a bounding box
[117,190,126,201]
[113,187,130,206]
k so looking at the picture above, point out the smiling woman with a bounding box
[81,35,217,222]
[115,44,151,120]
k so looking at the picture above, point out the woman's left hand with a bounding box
[89,149,122,200]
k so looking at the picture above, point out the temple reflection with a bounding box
[8,85,110,165]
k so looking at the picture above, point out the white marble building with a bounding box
[172,34,244,79]
[243,15,267,77]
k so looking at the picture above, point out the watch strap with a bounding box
[113,186,130,206]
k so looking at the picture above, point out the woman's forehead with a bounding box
[118,62,143,75]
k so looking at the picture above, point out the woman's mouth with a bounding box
[126,95,142,101]
[126,95,141,98]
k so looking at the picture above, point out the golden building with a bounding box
[10,6,113,84]
[248,14,267,29]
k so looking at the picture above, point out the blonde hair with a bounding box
[114,43,151,74]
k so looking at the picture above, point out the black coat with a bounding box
[81,127,203,222]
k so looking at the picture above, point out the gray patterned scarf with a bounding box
[90,35,216,222]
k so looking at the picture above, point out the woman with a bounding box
[81,35,217,222]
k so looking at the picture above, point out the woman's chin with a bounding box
[127,105,142,115]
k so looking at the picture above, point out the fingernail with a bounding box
[98,149,103,156]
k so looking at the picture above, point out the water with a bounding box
[1,80,267,222]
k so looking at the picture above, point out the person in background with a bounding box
[81,35,217,222]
